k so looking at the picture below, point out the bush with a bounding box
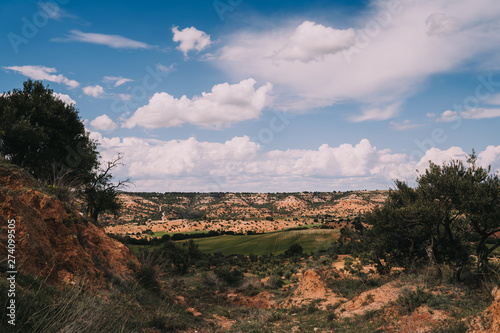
[284,244,303,257]
[136,252,160,291]
[214,266,244,287]
[266,275,284,289]
[396,287,433,315]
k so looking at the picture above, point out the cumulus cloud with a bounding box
[52,92,76,105]
[90,114,118,131]
[89,133,500,192]
[122,78,273,129]
[273,21,355,62]
[390,120,425,130]
[3,65,79,88]
[172,26,212,56]
[103,76,133,87]
[82,85,105,98]
[53,30,153,49]
[214,0,500,112]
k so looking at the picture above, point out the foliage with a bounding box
[363,153,500,279]
[284,243,304,257]
[214,266,244,287]
[396,287,434,315]
[0,80,98,183]
[0,80,128,223]
[80,154,129,222]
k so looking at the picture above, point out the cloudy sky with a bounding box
[2,0,500,192]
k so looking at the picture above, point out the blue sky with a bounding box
[2,0,500,192]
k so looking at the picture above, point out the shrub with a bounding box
[214,267,244,287]
[266,275,284,289]
[396,287,433,315]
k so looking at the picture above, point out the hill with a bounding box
[0,160,138,288]
[104,190,387,237]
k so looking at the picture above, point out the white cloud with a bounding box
[52,92,76,105]
[54,30,153,49]
[214,0,500,112]
[462,108,500,119]
[426,112,436,118]
[390,120,424,130]
[478,145,500,173]
[90,114,118,131]
[172,26,212,56]
[83,85,105,98]
[273,21,355,62]
[89,134,500,192]
[3,65,79,88]
[436,110,459,122]
[122,78,273,129]
[350,102,401,122]
[437,108,500,122]
[103,76,133,87]
[425,13,459,36]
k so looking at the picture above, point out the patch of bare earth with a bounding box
[335,281,413,318]
[281,269,346,310]
[470,286,500,333]
[227,291,276,309]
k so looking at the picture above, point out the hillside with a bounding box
[104,190,387,236]
[0,160,138,288]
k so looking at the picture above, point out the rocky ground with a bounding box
[0,161,138,288]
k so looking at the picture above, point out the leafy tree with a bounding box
[284,243,303,257]
[0,80,98,182]
[1,80,129,224]
[364,153,500,280]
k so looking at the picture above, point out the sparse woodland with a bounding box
[1,81,500,332]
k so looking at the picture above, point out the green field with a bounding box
[179,229,340,255]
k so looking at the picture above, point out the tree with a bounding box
[1,80,129,224]
[80,154,129,222]
[0,80,98,182]
[364,153,500,280]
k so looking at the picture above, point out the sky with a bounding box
[1,0,500,192]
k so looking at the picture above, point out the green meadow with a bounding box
[179,229,340,255]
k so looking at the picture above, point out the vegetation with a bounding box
[0,80,97,182]
[362,153,500,280]
[0,80,127,223]
[183,229,340,255]
[1,80,499,331]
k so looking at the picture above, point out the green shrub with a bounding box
[214,267,244,287]
[266,275,284,289]
[396,287,433,315]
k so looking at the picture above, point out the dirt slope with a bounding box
[0,162,138,288]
